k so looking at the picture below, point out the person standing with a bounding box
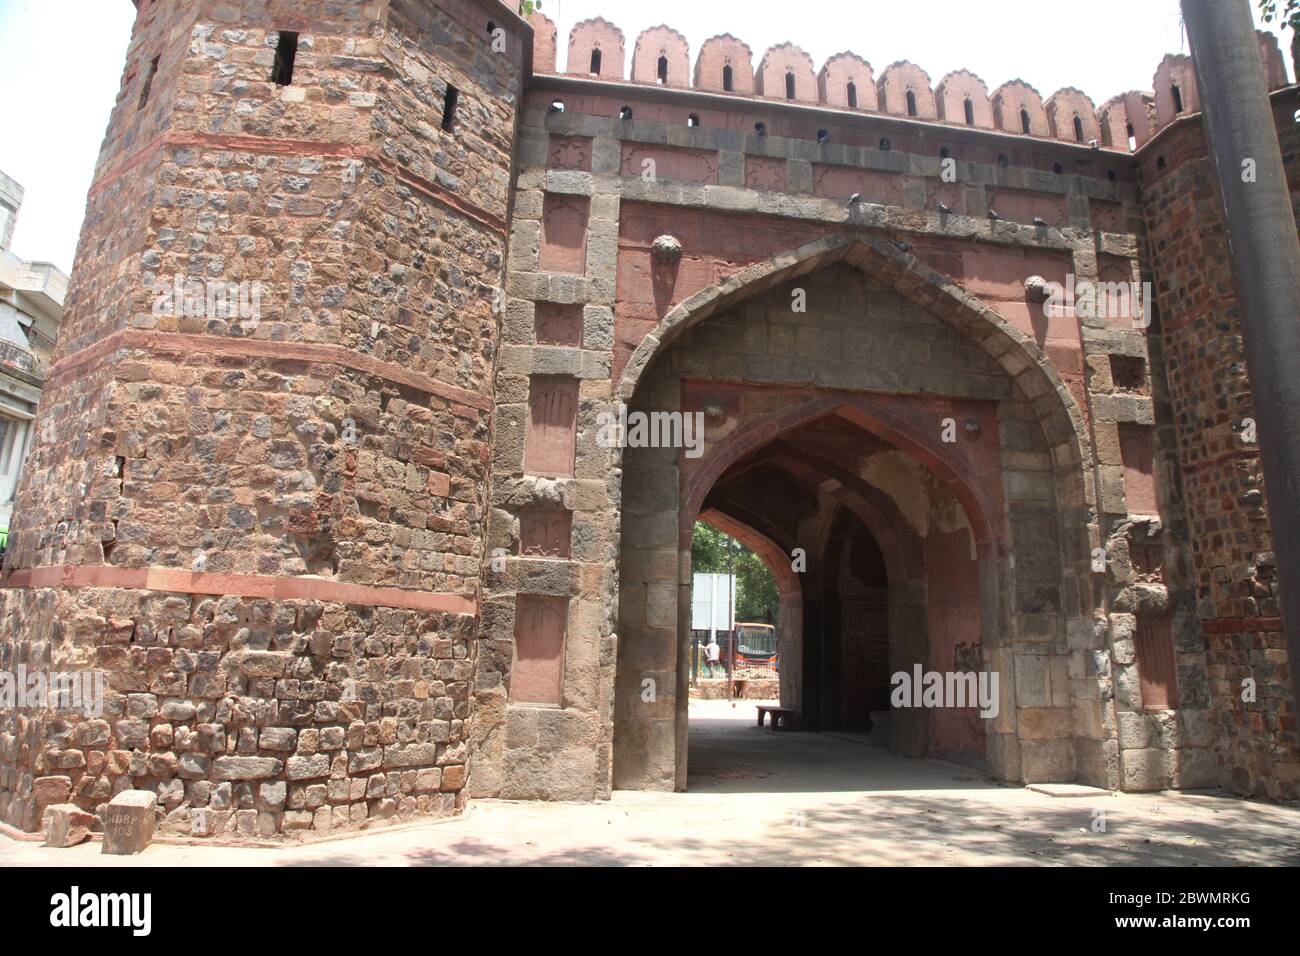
[705,637,721,678]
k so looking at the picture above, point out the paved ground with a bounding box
[4,700,1299,866]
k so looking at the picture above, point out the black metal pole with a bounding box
[1181,0,1300,711]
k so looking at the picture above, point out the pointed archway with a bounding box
[612,237,1103,792]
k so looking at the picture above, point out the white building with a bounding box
[0,171,65,536]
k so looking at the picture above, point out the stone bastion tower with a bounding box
[0,0,527,837]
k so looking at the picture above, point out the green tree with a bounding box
[690,522,780,625]
[1259,1,1300,30]
[690,522,732,573]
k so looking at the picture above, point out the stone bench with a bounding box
[756,705,798,731]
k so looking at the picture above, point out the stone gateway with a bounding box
[0,1,1295,841]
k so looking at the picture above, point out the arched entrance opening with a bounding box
[612,238,1097,793]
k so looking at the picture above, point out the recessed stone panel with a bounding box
[535,302,584,346]
[512,594,569,705]
[1119,424,1158,515]
[539,194,590,275]
[524,375,579,477]
[1135,614,1177,710]
[548,135,592,172]
[520,510,573,558]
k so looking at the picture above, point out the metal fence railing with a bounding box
[689,628,779,683]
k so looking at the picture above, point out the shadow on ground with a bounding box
[279,789,1300,867]
[275,708,1300,867]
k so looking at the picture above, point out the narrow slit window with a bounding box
[722,64,734,92]
[847,80,857,108]
[657,55,669,85]
[785,71,796,100]
[1020,107,1031,134]
[964,98,975,125]
[590,49,602,76]
[1073,115,1084,142]
[442,84,459,132]
[271,31,299,87]
[1171,84,1183,113]
[906,90,917,117]
[687,114,700,128]
[138,55,160,110]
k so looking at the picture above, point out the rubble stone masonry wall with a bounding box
[1139,100,1300,800]
[0,0,527,839]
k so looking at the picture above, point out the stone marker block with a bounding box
[101,790,158,855]
[42,803,96,848]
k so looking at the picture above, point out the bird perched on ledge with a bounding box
[987,208,1001,221]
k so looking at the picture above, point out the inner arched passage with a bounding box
[696,507,803,707]
[690,407,989,769]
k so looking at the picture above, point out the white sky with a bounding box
[0,0,1290,275]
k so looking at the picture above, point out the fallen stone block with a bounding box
[101,790,158,855]
[42,804,96,848]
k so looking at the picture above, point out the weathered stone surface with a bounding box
[42,804,96,848]
[212,757,283,782]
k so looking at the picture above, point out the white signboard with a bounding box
[691,573,736,632]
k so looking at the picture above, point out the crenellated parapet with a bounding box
[630,23,689,87]
[1153,54,1199,127]
[991,79,1049,137]
[526,10,556,73]
[566,15,624,80]
[819,52,875,110]
[1098,91,1155,150]
[755,42,817,102]
[935,69,993,129]
[877,60,936,119]
[1259,30,1289,89]
[694,34,755,94]
[525,13,1294,152]
[1045,88,1101,144]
